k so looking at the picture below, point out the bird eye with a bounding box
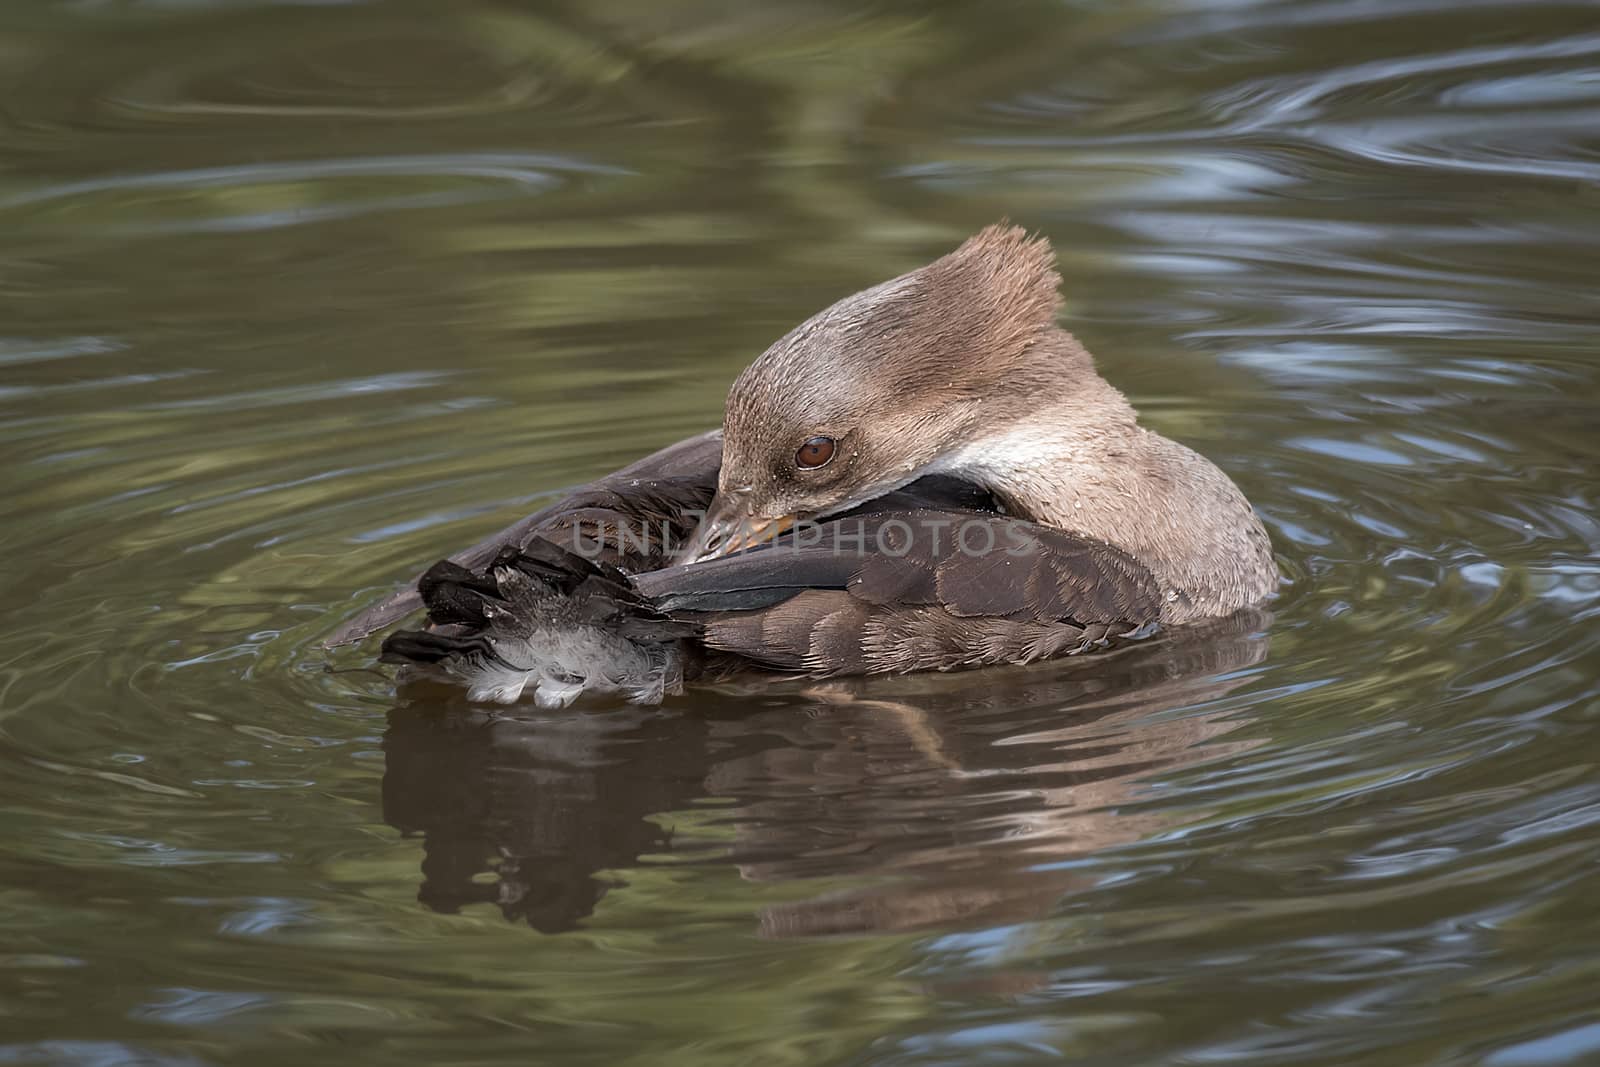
[795,436,836,470]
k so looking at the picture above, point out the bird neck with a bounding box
[934,387,1143,538]
[933,380,1277,623]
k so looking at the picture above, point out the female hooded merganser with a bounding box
[327,225,1278,705]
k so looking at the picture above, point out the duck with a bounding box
[325,224,1278,706]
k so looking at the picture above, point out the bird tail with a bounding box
[379,538,695,707]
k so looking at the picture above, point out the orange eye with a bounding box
[795,436,836,470]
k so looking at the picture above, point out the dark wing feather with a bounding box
[451,430,722,575]
[849,513,1159,623]
[638,508,1164,676]
[325,429,722,647]
[634,547,860,613]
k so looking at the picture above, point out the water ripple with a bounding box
[0,153,627,236]
[0,1,1596,1064]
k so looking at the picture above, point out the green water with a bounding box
[2,1,1598,1064]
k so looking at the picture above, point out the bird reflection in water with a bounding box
[382,612,1270,937]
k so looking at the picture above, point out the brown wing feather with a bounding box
[701,590,869,673]
[845,511,1160,624]
[690,510,1163,676]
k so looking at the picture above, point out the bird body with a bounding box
[329,225,1278,704]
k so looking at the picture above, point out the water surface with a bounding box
[2,1,1598,1064]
